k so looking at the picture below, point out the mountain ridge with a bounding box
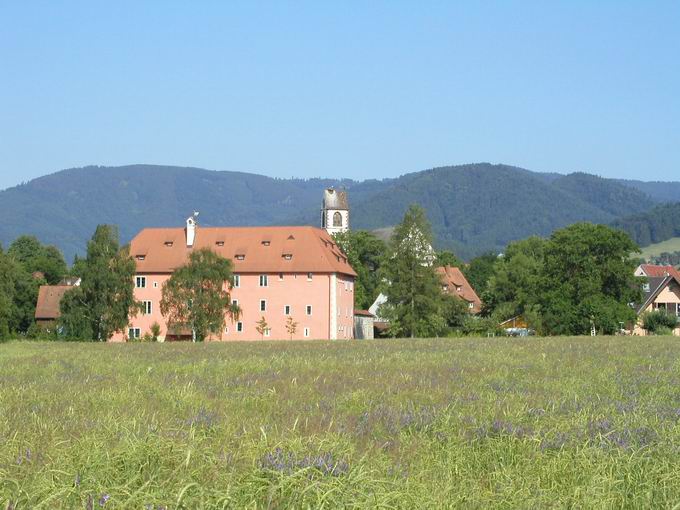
[1,163,678,261]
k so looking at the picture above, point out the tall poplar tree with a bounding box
[380,205,447,338]
[59,225,139,341]
[0,245,15,339]
[160,248,241,342]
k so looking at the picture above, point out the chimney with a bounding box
[186,211,199,247]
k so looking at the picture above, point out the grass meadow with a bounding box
[640,236,680,260]
[2,337,680,509]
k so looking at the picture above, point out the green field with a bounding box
[640,237,680,260]
[2,338,680,508]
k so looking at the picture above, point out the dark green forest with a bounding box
[1,163,679,261]
[612,202,680,247]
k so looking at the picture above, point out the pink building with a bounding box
[110,218,356,342]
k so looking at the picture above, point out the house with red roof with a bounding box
[111,192,356,342]
[435,265,482,313]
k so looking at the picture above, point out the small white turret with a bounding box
[321,188,349,235]
[186,211,199,247]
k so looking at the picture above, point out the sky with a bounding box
[0,1,679,190]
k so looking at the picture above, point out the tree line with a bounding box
[1,205,650,341]
[339,205,645,337]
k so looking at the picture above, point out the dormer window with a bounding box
[136,255,146,261]
[261,240,271,246]
[235,254,245,261]
[164,241,173,247]
[282,253,292,260]
[216,241,224,247]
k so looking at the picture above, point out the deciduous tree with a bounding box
[59,225,139,341]
[333,230,386,310]
[160,248,240,342]
[256,316,269,340]
[285,316,298,340]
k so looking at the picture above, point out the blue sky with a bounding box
[0,1,678,190]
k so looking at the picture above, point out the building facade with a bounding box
[111,221,356,342]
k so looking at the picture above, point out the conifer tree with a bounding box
[380,205,448,338]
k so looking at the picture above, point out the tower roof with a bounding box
[323,188,349,210]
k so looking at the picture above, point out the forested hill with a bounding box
[0,163,677,261]
[612,202,680,247]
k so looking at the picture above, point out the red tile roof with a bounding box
[34,285,72,320]
[435,265,482,313]
[639,264,680,280]
[130,226,357,276]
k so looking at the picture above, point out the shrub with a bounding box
[642,310,678,335]
[150,322,161,342]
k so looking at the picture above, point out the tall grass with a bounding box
[2,337,680,508]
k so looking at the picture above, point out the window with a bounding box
[642,283,650,292]
[143,300,152,315]
[236,322,243,332]
[307,272,313,281]
[333,211,342,227]
[261,240,271,246]
[304,327,310,338]
[233,275,240,288]
[282,254,292,260]
[279,273,284,280]
[260,299,267,312]
[135,276,146,288]
[469,302,474,309]
[284,305,291,315]
[225,326,229,334]
[153,281,158,288]
[259,274,268,287]
[264,328,271,337]
[235,254,245,261]
[128,328,141,340]
[232,299,239,307]
[164,241,173,247]
[136,255,145,261]
[306,305,312,316]
[216,241,224,247]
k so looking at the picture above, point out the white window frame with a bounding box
[135,276,146,288]
[306,305,312,316]
[259,274,268,287]
[233,274,240,288]
[153,281,158,288]
[284,305,291,315]
[143,300,152,315]
[128,327,141,340]
[264,328,271,337]
[232,299,239,307]
[304,327,310,338]
[236,322,243,332]
[260,299,267,312]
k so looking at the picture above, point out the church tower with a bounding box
[321,188,349,235]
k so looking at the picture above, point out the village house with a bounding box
[435,265,482,313]
[34,277,80,328]
[110,189,356,342]
[632,264,680,336]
